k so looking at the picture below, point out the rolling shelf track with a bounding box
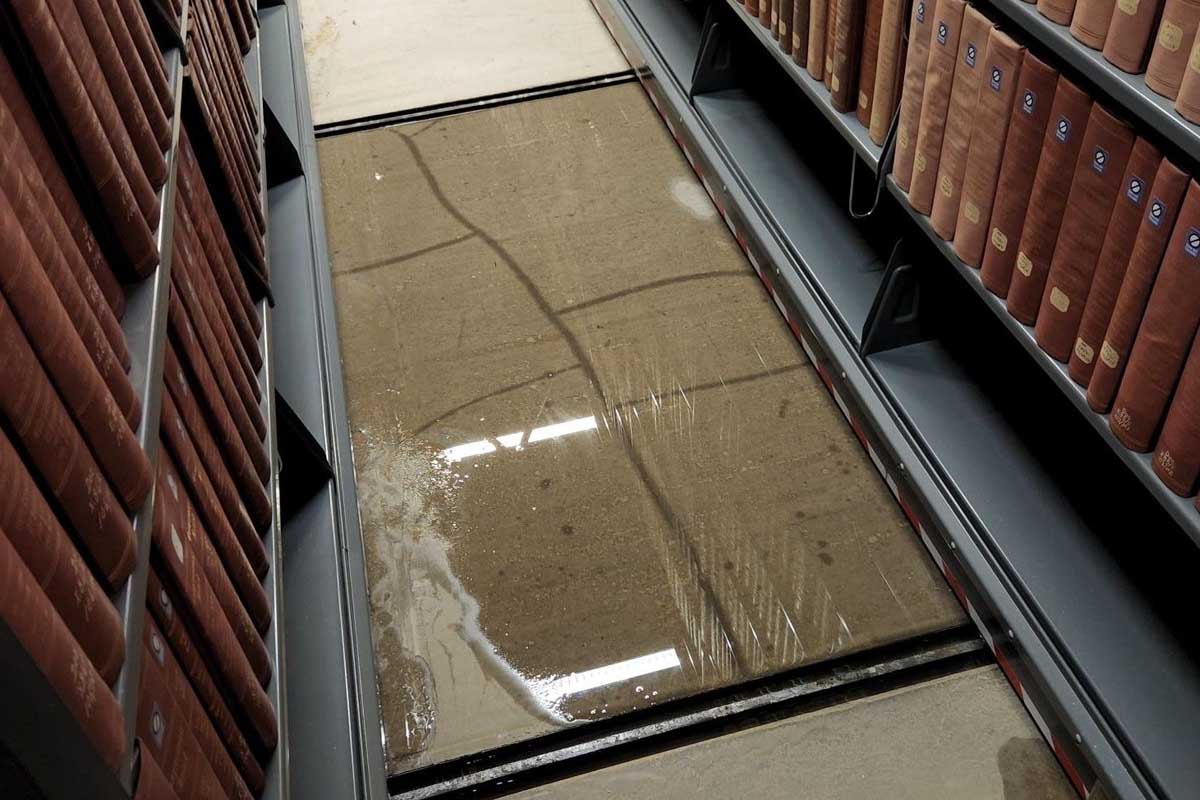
[0,1,290,798]
[588,1,1200,799]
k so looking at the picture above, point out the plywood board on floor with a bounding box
[319,82,965,776]
[298,0,631,125]
[511,667,1078,799]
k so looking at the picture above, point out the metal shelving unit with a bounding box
[1,0,292,796]
[586,2,1200,800]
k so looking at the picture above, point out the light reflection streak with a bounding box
[536,648,681,702]
[439,415,597,463]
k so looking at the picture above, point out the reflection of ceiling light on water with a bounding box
[439,415,598,463]
[536,648,681,702]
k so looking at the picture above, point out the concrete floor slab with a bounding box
[510,667,1077,800]
[319,83,964,775]
[297,0,631,126]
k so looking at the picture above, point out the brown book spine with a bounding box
[0,429,125,683]
[1104,0,1166,73]
[114,0,173,114]
[1087,159,1190,412]
[1110,180,1200,451]
[907,0,967,215]
[953,31,1025,267]
[1068,138,1162,386]
[161,391,268,580]
[143,623,256,800]
[831,0,866,110]
[0,527,125,771]
[747,0,761,16]
[71,0,169,189]
[0,294,136,589]
[1145,0,1200,98]
[41,0,161,222]
[793,0,812,64]
[824,0,838,87]
[779,0,796,52]
[980,54,1059,296]
[929,7,995,240]
[0,51,126,317]
[1153,328,1200,494]
[136,639,233,800]
[99,0,172,152]
[1005,79,1093,323]
[7,3,158,275]
[1038,0,1079,24]
[0,95,137,418]
[1174,36,1200,119]
[1035,105,1137,362]
[0,189,151,510]
[147,569,265,787]
[158,453,271,680]
[1072,0,1120,47]
[892,0,935,189]
[868,0,907,143]
[134,743,182,800]
[763,0,775,27]
[150,485,278,754]
[857,0,886,125]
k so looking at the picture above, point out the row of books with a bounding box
[0,0,276,797]
[891,0,1200,505]
[1036,0,1200,124]
[186,0,265,280]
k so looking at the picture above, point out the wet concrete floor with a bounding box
[319,82,965,774]
[510,666,1078,799]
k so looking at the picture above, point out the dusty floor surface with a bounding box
[319,83,965,773]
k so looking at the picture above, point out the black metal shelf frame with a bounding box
[587,2,1200,800]
[1,0,292,797]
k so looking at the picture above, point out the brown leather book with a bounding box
[4,10,158,275]
[164,342,272,533]
[1104,0,1166,73]
[793,0,812,64]
[114,0,173,114]
[157,455,271,685]
[779,0,796,52]
[748,0,761,16]
[134,743,182,800]
[147,568,265,784]
[150,482,279,754]
[1068,138,1162,386]
[953,30,1026,267]
[763,0,774,27]
[0,190,150,510]
[857,0,886,124]
[831,0,867,110]
[137,638,233,800]
[1145,0,1200,98]
[907,0,966,215]
[1035,105,1137,362]
[70,0,169,189]
[0,298,137,591]
[1088,159,1190,412]
[1153,329,1200,494]
[1038,0,1079,24]
[143,620,259,798]
[99,0,171,153]
[1072,0,1119,48]
[980,55,1059,296]
[160,392,268,584]
[33,0,161,223]
[0,105,139,426]
[869,0,907,143]
[929,7,995,240]
[0,527,125,772]
[1005,78,1093,324]
[0,430,124,683]
[1174,37,1200,120]
[1110,179,1200,451]
[893,0,935,189]
[0,53,125,315]
[825,0,838,88]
